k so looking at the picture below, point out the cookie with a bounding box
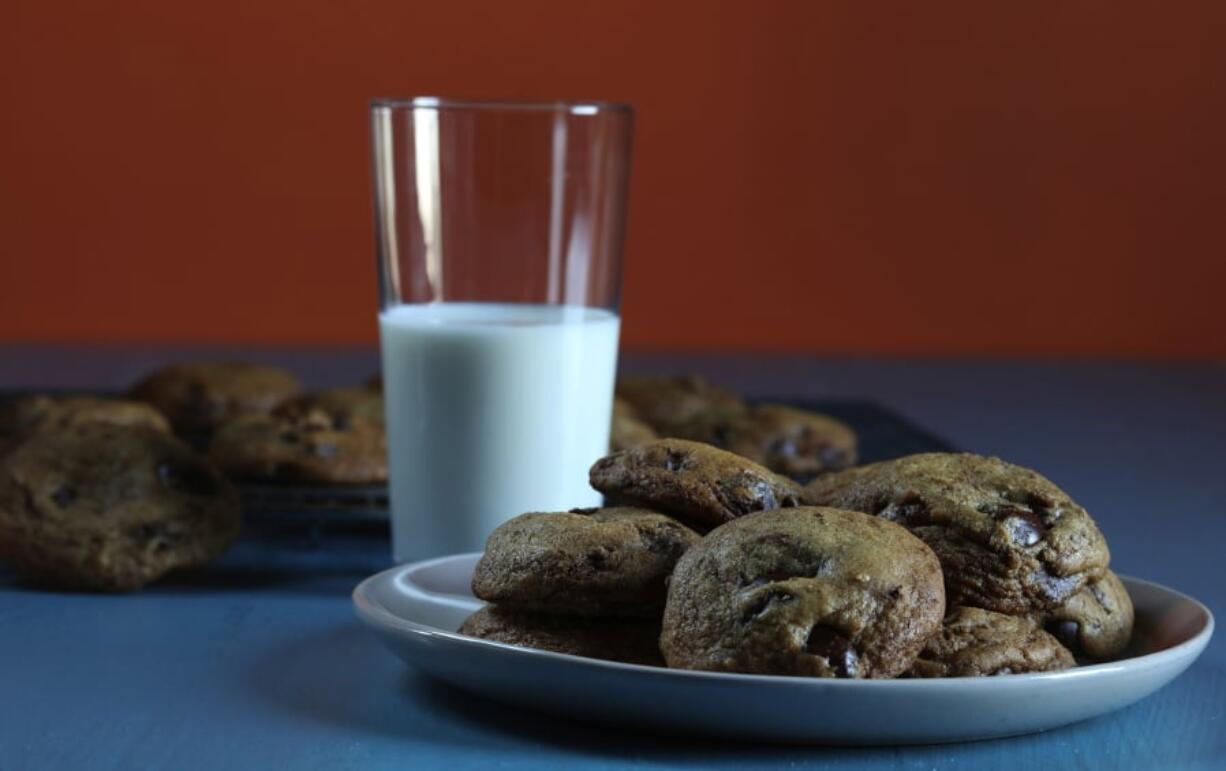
[589,439,804,531]
[660,507,945,678]
[804,453,1110,615]
[471,507,701,618]
[908,606,1075,677]
[610,397,658,452]
[0,423,240,592]
[676,404,857,477]
[207,408,387,484]
[458,605,664,666]
[128,362,301,432]
[615,375,746,436]
[275,386,385,428]
[0,395,170,447]
[1042,570,1134,660]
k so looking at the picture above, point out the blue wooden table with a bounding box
[2,348,1223,770]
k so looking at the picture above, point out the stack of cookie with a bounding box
[129,363,387,485]
[612,375,858,476]
[460,439,1134,679]
[0,360,388,592]
[461,507,702,665]
[804,453,1135,674]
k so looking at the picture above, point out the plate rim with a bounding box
[352,553,1215,688]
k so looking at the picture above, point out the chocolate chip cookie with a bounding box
[0,395,170,448]
[589,439,804,531]
[610,397,658,452]
[471,507,701,618]
[804,453,1110,615]
[458,605,664,666]
[207,408,387,484]
[660,507,945,678]
[615,375,746,436]
[676,404,858,477]
[128,362,301,432]
[275,385,385,428]
[0,424,240,591]
[1042,570,1134,660]
[908,606,1075,677]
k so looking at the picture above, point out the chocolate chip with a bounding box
[664,450,686,472]
[1002,508,1048,546]
[313,442,339,458]
[877,496,928,525]
[569,507,600,515]
[333,414,351,430]
[805,625,859,677]
[740,589,794,622]
[279,431,300,444]
[50,486,76,508]
[586,547,610,570]
[1050,619,1081,648]
[157,461,220,496]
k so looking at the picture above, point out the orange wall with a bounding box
[2,1,1224,356]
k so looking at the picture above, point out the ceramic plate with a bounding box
[352,553,1213,745]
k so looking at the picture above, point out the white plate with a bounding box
[352,553,1214,745]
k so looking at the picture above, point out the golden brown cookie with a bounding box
[675,404,857,477]
[610,397,658,452]
[804,453,1111,615]
[471,507,701,618]
[589,439,804,531]
[908,606,1075,677]
[1041,570,1134,660]
[0,395,169,448]
[0,424,240,592]
[208,408,387,484]
[660,507,945,678]
[615,375,746,436]
[458,605,664,666]
[128,362,301,432]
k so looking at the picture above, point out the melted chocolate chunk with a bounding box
[877,495,929,526]
[50,485,77,508]
[805,625,859,677]
[991,504,1049,546]
[740,589,794,622]
[1050,619,1081,649]
[663,450,686,472]
[312,442,339,458]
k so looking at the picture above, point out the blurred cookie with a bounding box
[1042,570,1134,660]
[804,453,1110,615]
[677,404,857,477]
[472,507,700,618]
[458,605,664,666]
[128,362,301,432]
[660,507,945,678]
[208,408,387,484]
[610,397,657,451]
[908,606,1075,677]
[276,386,384,427]
[615,375,745,436]
[0,395,169,447]
[589,439,803,531]
[0,424,240,591]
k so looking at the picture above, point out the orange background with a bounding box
[2,1,1224,356]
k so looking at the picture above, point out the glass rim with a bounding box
[370,96,633,116]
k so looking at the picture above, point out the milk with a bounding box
[379,302,621,563]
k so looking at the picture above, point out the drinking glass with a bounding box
[371,97,634,563]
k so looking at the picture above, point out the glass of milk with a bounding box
[370,97,634,563]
